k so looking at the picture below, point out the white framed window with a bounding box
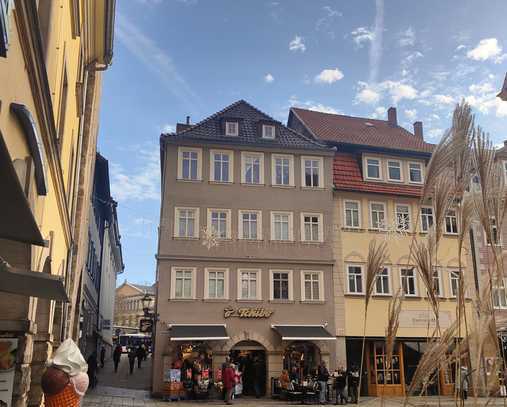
[225,121,239,136]
[302,156,324,188]
[432,268,442,297]
[204,268,229,299]
[408,162,423,184]
[420,207,434,232]
[271,211,293,241]
[210,150,233,183]
[503,161,507,184]
[400,268,417,296]
[301,271,324,301]
[346,265,364,294]
[238,269,261,300]
[365,157,381,180]
[375,267,390,295]
[174,207,199,238]
[207,209,231,239]
[262,124,276,139]
[270,270,293,301]
[395,204,411,231]
[241,152,264,185]
[238,210,262,240]
[272,154,294,186]
[301,213,323,242]
[493,280,507,309]
[485,217,501,246]
[344,200,361,228]
[370,202,386,230]
[445,210,458,235]
[387,160,402,182]
[170,267,196,299]
[177,147,202,181]
[449,270,460,298]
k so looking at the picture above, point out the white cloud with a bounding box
[469,82,494,94]
[369,0,384,83]
[427,128,444,139]
[465,93,507,117]
[351,27,375,47]
[381,80,417,103]
[115,13,199,110]
[456,44,466,51]
[371,106,387,119]
[289,35,306,52]
[355,82,381,105]
[402,51,423,65]
[398,27,415,47]
[314,68,344,84]
[133,217,154,225]
[316,6,342,38]
[264,73,274,83]
[110,144,160,202]
[405,109,417,120]
[467,38,502,62]
[161,124,175,133]
[288,96,341,114]
[433,94,455,105]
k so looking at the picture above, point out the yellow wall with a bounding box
[333,191,475,338]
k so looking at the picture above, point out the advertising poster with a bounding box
[0,338,18,407]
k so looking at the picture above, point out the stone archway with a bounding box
[221,330,275,353]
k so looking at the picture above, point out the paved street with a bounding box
[93,354,152,390]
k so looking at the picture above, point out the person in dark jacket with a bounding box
[252,356,264,398]
[128,348,136,374]
[87,352,98,388]
[334,367,347,405]
[136,345,145,368]
[113,345,122,373]
[100,345,106,368]
[347,365,359,404]
[318,361,330,403]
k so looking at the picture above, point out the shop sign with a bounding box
[139,318,153,333]
[399,310,452,328]
[101,319,111,330]
[0,338,18,407]
[224,306,274,319]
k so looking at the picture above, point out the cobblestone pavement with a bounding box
[91,353,152,390]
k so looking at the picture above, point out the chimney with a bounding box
[186,116,191,125]
[387,107,397,127]
[413,121,423,139]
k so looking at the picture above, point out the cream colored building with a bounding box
[0,1,114,405]
[114,281,155,333]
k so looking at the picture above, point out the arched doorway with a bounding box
[229,340,267,397]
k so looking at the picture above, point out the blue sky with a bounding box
[97,0,507,285]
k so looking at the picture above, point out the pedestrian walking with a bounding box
[113,344,122,373]
[128,347,136,374]
[252,356,263,398]
[459,366,469,401]
[334,367,347,405]
[224,361,236,405]
[100,345,106,368]
[136,345,145,368]
[87,352,98,389]
[318,361,330,404]
[347,365,359,404]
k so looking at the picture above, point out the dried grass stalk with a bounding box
[422,129,454,200]
[412,240,439,321]
[385,289,403,370]
[365,240,389,311]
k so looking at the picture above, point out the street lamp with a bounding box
[141,292,153,316]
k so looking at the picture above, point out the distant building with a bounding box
[498,73,507,101]
[114,281,155,334]
[79,153,123,357]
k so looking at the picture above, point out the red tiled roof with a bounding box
[333,152,423,197]
[291,107,434,153]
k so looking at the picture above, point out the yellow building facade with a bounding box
[114,281,155,333]
[0,1,114,405]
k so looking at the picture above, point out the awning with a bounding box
[272,325,335,341]
[0,132,46,246]
[169,324,229,341]
[0,261,69,301]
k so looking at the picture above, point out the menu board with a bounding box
[0,338,18,407]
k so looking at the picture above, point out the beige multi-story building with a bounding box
[154,100,337,396]
[0,1,114,405]
[114,281,155,332]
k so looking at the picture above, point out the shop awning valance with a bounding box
[0,132,46,246]
[169,324,229,341]
[272,325,335,341]
[0,261,69,301]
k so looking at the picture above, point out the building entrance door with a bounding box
[230,340,266,397]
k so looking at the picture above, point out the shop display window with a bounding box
[283,342,321,381]
[370,341,401,385]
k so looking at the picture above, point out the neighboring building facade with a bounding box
[288,106,475,396]
[0,1,114,405]
[80,153,123,358]
[114,281,155,333]
[154,100,337,396]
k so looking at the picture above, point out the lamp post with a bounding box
[140,292,156,354]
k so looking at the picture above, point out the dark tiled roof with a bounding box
[333,152,422,197]
[290,107,434,154]
[162,100,332,152]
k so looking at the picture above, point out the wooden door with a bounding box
[367,341,405,396]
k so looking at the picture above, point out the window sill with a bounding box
[173,236,200,241]
[269,299,295,304]
[345,292,365,297]
[203,298,230,303]
[240,183,265,187]
[387,178,403,183]
[408,181,424,186]
[209,181,234,185]
[300,300,325,304]
[176,178,203,183]
[236,299,263,303]
[169,298,195,302]
[372,293,392,297]
[342,227,365,232]
[443,233,459,237]
[300,186,325,191]
[301,240,325,245]
[238,238,264,243]
[269,240,295,244]
[403,295,420,299]
[368,228,388,233]
[271,184,296,189]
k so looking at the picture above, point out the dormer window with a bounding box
[262,124,276,139]
[365,157,381,180]
[225,121,238,136]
